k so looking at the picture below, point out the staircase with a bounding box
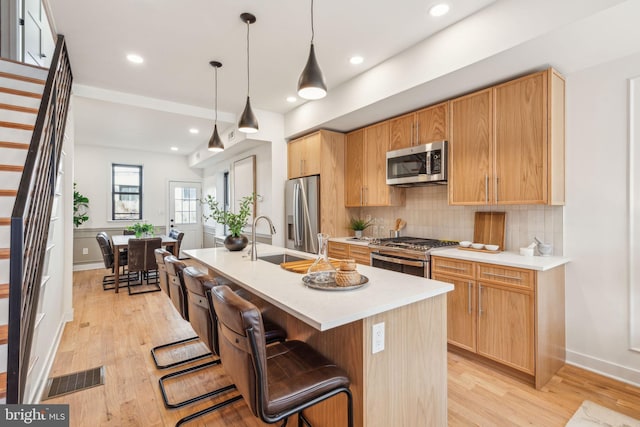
[0,59,47,402]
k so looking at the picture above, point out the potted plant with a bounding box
[73,183,90,227]
[349,217,372,239]
[127,222,155,238]
[202,194,254,251]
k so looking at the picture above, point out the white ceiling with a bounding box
[46,0,640,156]
[46,0,495,154]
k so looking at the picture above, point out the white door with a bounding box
[23,0,53,67]
[168,181,203,256]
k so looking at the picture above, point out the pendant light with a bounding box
[208,61,224,152]
[297,0,327,100]
[238,12,259,134]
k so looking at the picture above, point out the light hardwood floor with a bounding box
[43,268,640,426]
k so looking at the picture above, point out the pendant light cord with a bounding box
[214,65,218,124]
[246,19,250,97]
[310,0,315,43]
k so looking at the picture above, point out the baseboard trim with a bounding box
[73,262,104,271]
[566,349,640,388]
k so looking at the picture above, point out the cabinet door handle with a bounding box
[495,176,499,203]
[416,121,420,145]
[478,285,483,315]
[364,187,368,205]
[411,123,414,146]
[468,282,472,315]
[485,175,489,204]
[481,272,523,281]
[360,188,364,206]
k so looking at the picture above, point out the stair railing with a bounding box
[7,35,73,403]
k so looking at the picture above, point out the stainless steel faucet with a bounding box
[250,215,277,261]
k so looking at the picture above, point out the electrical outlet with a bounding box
[82,248,88,255]
[372,322,385,354]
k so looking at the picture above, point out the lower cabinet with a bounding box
[432,256,564,388]
[328,241,371,266]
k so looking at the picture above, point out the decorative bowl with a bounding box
[459,241,472,248]
[471,243,484,249]
[537,243,553,256]
[335,270,362,287]
[485,244,499,251]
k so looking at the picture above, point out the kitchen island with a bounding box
[184,244,453,427]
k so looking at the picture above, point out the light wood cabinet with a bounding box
[288,133,322,179]
[345,123,405,207]
[389,102,449,151]
[328,241,371,266]
[287,130,349,238]
[432,256,565,388]
[448,68,565,206]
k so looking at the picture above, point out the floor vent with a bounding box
[42,366,105,400]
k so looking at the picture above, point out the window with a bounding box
[112,164,142,220]
[173,186,198,224]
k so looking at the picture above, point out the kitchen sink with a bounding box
[258,253,307,265]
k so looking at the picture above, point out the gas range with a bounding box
[369,236,459,261]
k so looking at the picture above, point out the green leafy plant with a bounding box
[73,183,90,227]
[349,217,372,231]
[202,194,254,237]
[127,222,155,238]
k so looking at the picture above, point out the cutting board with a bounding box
[473,212,506,251]
[280,259,342,274]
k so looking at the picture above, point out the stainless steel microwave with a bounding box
[386,141,448,186]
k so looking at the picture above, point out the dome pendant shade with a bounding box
[297,43,327,100]
[238,96,259,134]
[208,124,224,152]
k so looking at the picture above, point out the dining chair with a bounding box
[127,237,162,295]
[166,228,184,258]
[96,232,128,291]
[188,284,353,427]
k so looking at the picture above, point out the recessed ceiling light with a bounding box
[170,146,178,151]
[286,96,297,103]
[429,3,450,17]
[189,128,199,134]
[126,53,144,64]
[350,56,364,65]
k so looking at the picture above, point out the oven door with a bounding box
[370,252,429,278]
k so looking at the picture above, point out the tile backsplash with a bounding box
[351,185,563,255]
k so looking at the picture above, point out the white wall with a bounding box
[565,51,640,385]
[73,145,202,230]
[201,110,287,246]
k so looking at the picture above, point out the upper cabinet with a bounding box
[389,102,449,151]
[287,130,348,236]
[345,122,405,207]
[449,68,565,206]
[288,133,322,179]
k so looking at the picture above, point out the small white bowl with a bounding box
[485,244,499,251]
[459,241,472,248]
[471,243,484,250]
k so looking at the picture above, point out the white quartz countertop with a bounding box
[329,237,372,246]
[432,248,570,271]
[184,244,453,331]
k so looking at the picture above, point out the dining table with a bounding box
[111,234,177,293]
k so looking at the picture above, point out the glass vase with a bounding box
[307,233,336,283]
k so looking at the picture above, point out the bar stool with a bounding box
[180,284,353,427]
[150,250,208,369]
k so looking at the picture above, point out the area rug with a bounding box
[566,400,640,427]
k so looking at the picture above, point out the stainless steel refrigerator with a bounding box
[285,175,320,254]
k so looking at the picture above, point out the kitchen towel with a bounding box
[565,400,640,427]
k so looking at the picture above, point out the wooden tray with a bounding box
[458,247,500,254]
[473,212,506,251]
[281,259,341,274]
